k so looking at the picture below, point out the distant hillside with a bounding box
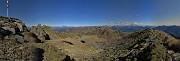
[57,26,127,40]
[111,26,155,32]
[51,26,180,61]
[53,25,180,39]
[154,25,180,39]
[111,25,180,39]
[53,25,155,32]
[53,26,78,30]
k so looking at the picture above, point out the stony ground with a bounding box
[1,16,180,61]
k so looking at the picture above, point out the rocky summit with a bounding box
[0,16,180,61]
[0,17,44,61]
[115,29,180,61]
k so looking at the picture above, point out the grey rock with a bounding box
[30,26,51,42]
[21,32,42,43]
[173,53,180,61]
[2,27,16,34]
[14,35,25,43]
[14,22,24,32]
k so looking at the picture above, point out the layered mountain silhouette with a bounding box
[0,16,180,61]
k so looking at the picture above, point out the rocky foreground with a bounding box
[0,16,180,61]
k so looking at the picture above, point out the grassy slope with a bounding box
[33,43,67,61]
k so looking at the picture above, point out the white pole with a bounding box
[6,0,8,17]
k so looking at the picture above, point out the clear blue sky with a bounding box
[0,0,180,26]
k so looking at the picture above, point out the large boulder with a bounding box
[1,27,16,34]
[14,22,25,32]
[0,28,12,38]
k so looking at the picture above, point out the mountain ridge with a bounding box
[0,16,180,61]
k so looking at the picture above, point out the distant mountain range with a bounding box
[111,25,155,32]
[52,25,180,39]
[111,25,180,39]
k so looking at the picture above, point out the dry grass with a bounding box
[45,35,109,61]
[33,43,67,61]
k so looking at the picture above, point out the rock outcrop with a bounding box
[21,32,42,43]
[30,24,53,42]
[0,16,44,61]
[0,16,28,34]
[115,29,180,61]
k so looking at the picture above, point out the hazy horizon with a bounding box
[0,0,180,26]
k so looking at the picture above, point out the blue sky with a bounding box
[0,0,180,26]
